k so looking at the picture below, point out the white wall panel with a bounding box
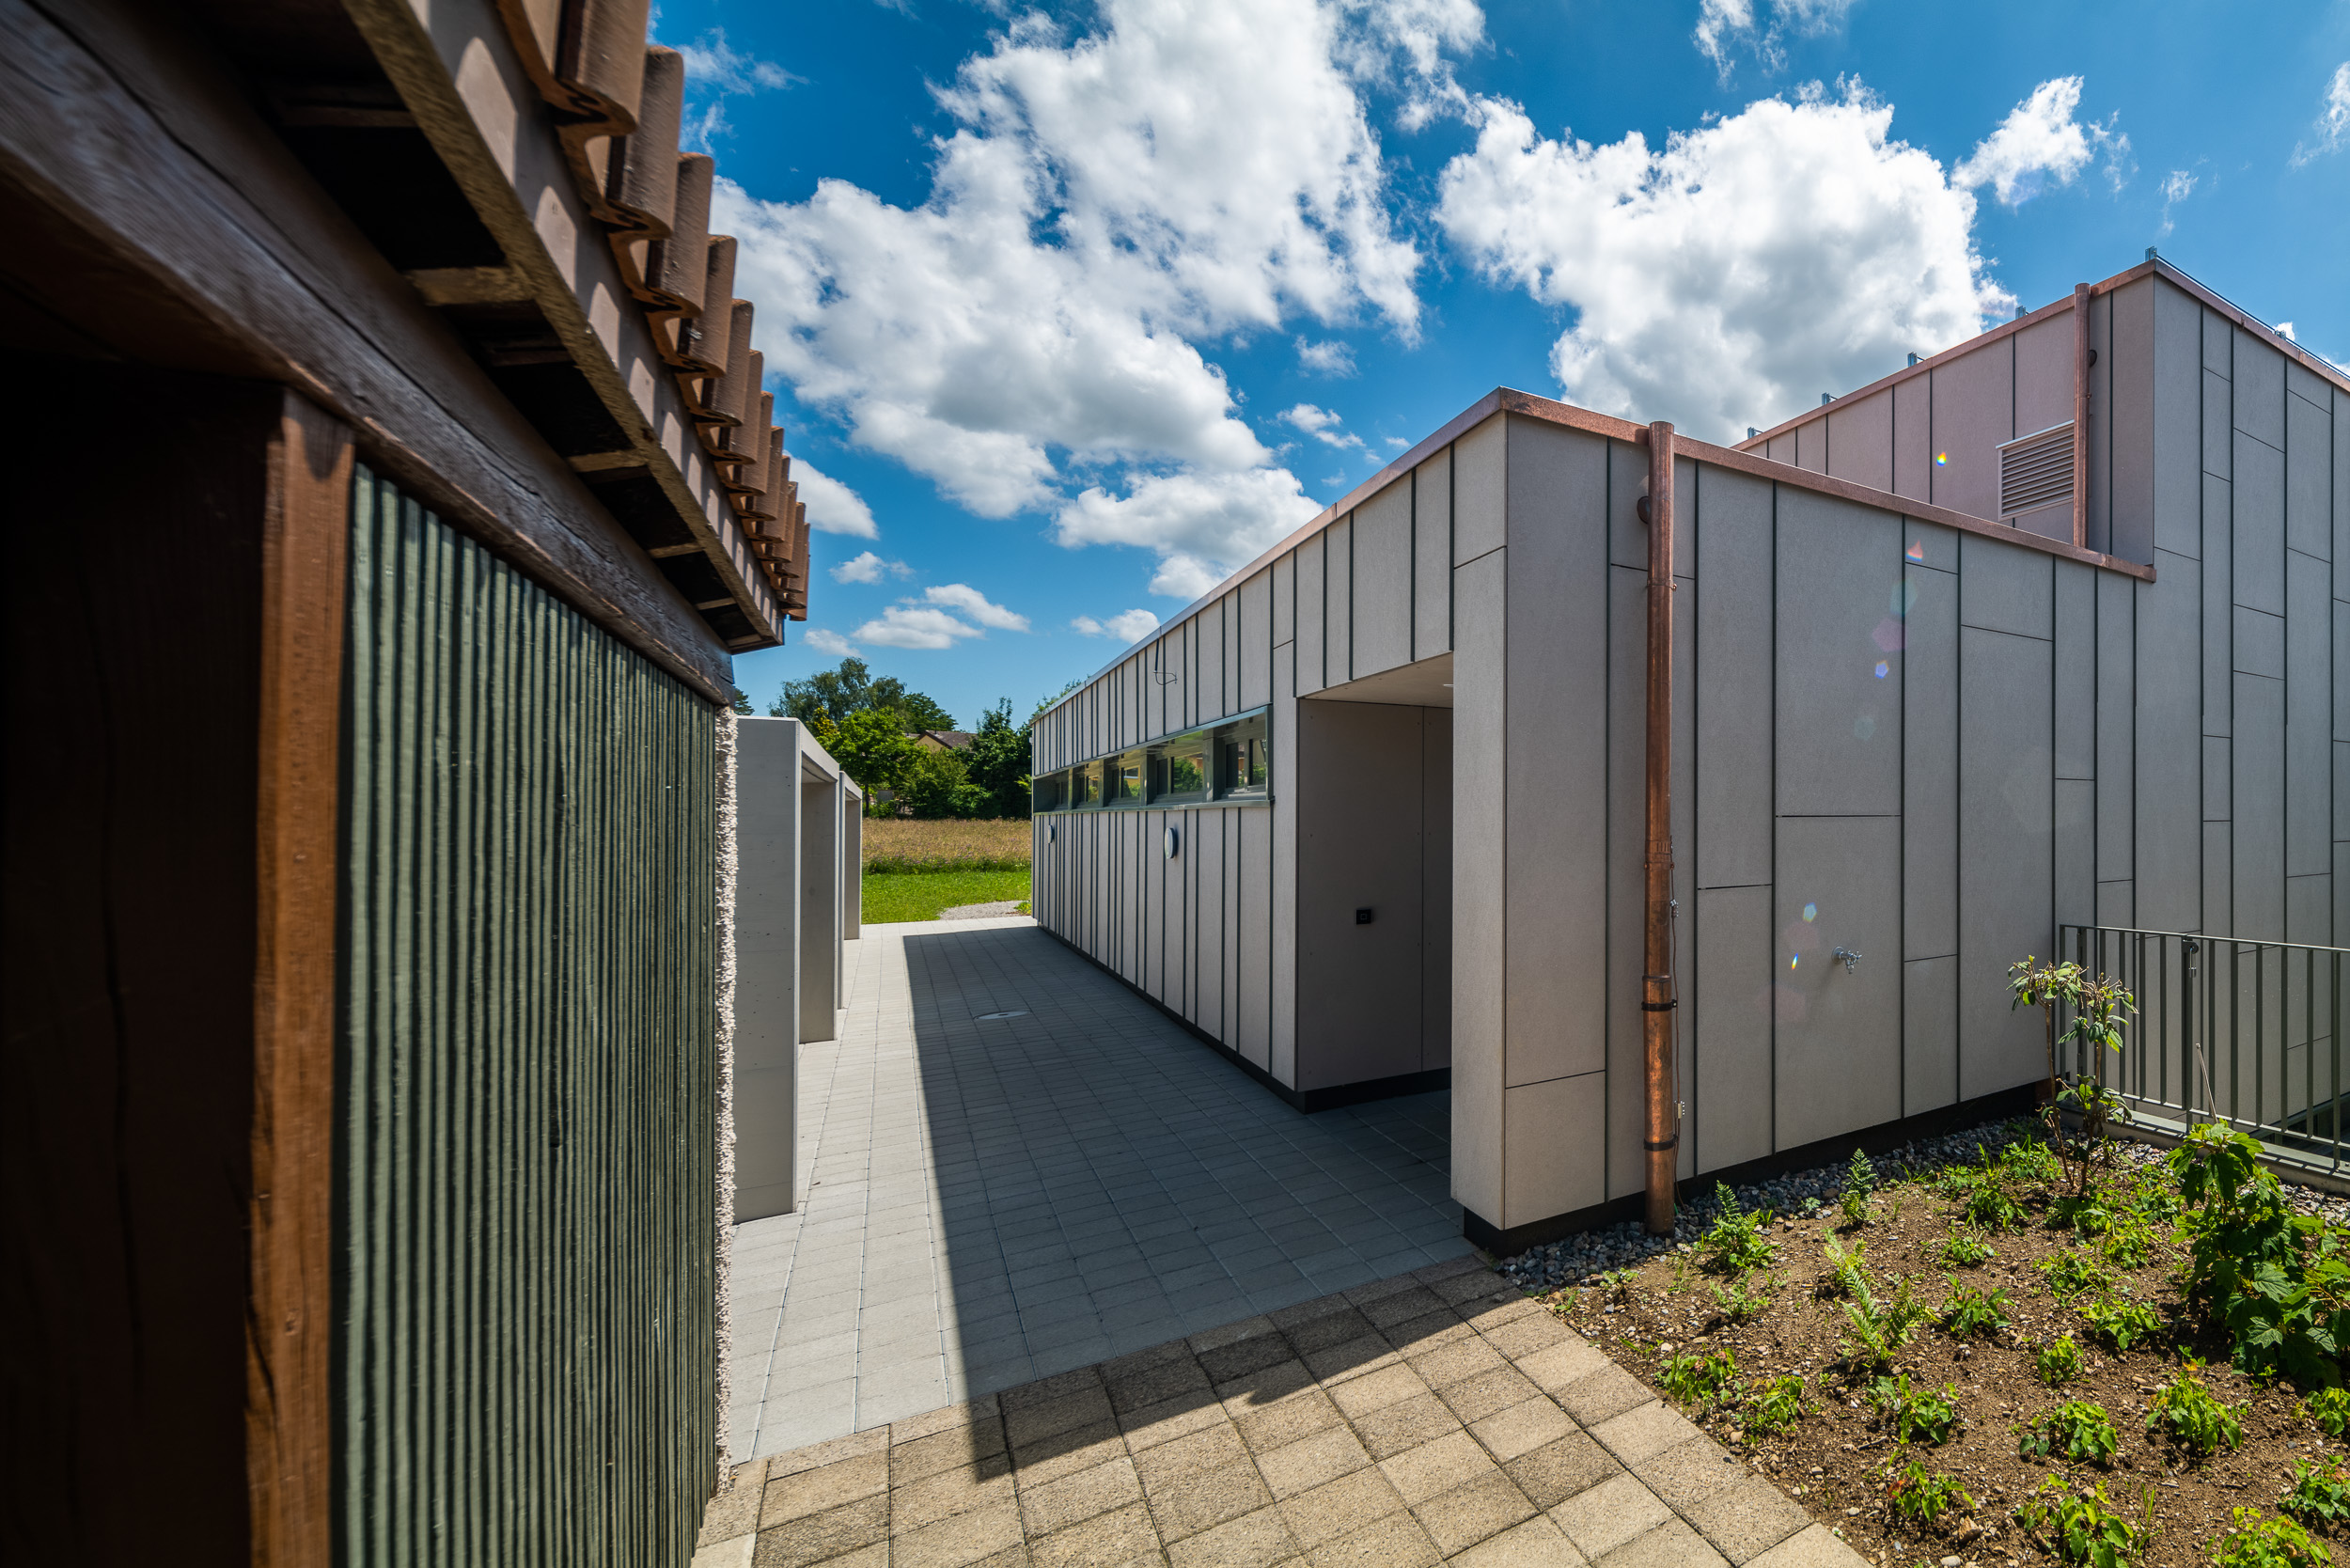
[1352,478,1413,677]
[1696,467,1774,891]
[1415,447,1453,661]
[1959,625,2053,1099]
[1449,549,1506,1225]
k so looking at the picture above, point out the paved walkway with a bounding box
[695,1255,1863,1568]
[728,918,1468,1459]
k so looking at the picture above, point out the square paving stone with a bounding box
[890,1466,1017,1536]
[1232,1388,1344,1454]
[892,1420,1011,1489]
[1165,1504,1300,1568]
[1253,1425,1371,1500]
[1439,1365,1543,1425]
[1277,1466,1411,1550]
[1515,1339,1612,1395]
[1503,1432,1622,1511]
[1104,1354,1211,1415]
[1483,1311,1578,1360]
[1470,1398,1578,1465]
[1679,1473,1814,1564]
[887,1498,1026,1568]
[1360,1286,1446,1328]
[1745,1522,1871,1568]
[1026,1498,1163,1568]
[1384,1309,1474,1355]
[1016,1454,1145,1537]
[751,1494,890,1568]
[1592,1516,1730,1568]
[1324,1362,1429,1421]
[1303,1507,1440,1568]
[1352,1390,1465,1462]
[1552,1367,1654,1429]
[1412,1469,1540,1558]
[1379,1429,1499,1507]
[1144,1456,1274,1543]
[1118,1392,1229,1454]
[1444,1513,1588,1567]
[1300,1334,1398,1384]
[1588,1403,1701,1469]
[1428,1269,1507,1307]
[1197,1330,1295,1386]
[1284,1306,1377,1355]
[1637,1435,1743,1511]
[1011,1418,1129,1490]
[1005,1387,1119,1450]
[1133,1420,1252,1488]
[1548,1473,1671,1561]
[1408,1336,1507,1390]
[761,1453,889,1529]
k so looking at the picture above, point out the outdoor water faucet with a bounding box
[1832,946,1863,974]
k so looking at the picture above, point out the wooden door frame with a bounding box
[248,390,351,1568]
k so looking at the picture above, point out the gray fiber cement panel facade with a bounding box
[1030,267,2350,1244]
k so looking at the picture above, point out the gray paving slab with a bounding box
[726,916,1469,1458]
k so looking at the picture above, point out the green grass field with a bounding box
[862,868,1033,924]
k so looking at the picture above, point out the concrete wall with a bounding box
[731,718,857,1222]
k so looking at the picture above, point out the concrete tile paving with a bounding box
[695,1256,1865,1568]
[728,917,1467,1458]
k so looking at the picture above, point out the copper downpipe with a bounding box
[1640,421,1679,1236]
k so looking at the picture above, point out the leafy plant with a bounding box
[2210,1509,2334,1568]
[1841,1147,1878,1228]
[2101,1216,2157,1270]
[1841,1270,1931,1372]
[2019,1400,2122,1466]
[1942,1228,1996,1268]
[1940,1279,2014,1340]
[1659,1347,1740,1408]
[1967,1179,2029,1232]
[2014,1476,2150,1568]
[2001,1137,2063,1186]
[2078,1292,2165,1353]
[1883,1454,1974,1528]
[1710,1275,1774,1324]
[1822,1233,1869,1298]
[2042,1251,2122,1301]
[2171,1124,2350,1389]
[1870,1372,1961,1445]
[1698,1183,1779,1276]
[2281,1457,2350,1532]
[2304,1388,2350,1438]
[2055,1192,2116,1236]
[1744,1373,1811,1438]
[2146,1360,2247,1458]
[2037,1334,2091,1385]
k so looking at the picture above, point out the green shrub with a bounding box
[2078,1292,2164,1353]
[2303,1387,2350,1438]
[2146,1361,2246,1458]
[1940,1279,2014,1339]
[1967,1180,2029,1231]
[1841,1147,1878,1228]
[2101,1216,2157,1270]
[2210,1509,2334,1568]
[2036,1334,2091,1385]
[1822,1233,1869,1298]
[2054,1192,2115,1236]
[2013,1476,2149,1568]
[2281,1457,2350,1532]
[1743,1373,1810,1439]
[1942,1228,1996,1268]
[2172,1123,2350,1388]
[1698,1183,1779,1275]
[1883,1454,1974,1528]
[2000,1137,2063,1186]
[2018,1400,2121,1466]
[1659,1347,1739,1408]
[1870,1372,1961,1445]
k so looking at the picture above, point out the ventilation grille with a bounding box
[1998,421,2076,517]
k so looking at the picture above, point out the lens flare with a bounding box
[1906,539,1926,562]
[1935,451,1949,467]
[1874,660,1890,679]
[1855,714,1877,740]
[1802,902,1817,922]
[1891,577,1919,617]
[1789,953,1800,969]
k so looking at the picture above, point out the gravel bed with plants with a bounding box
[1502,1113,2350,1567]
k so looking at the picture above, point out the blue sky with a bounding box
[666,0,2350,729]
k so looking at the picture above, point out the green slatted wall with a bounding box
[340,468,719,1566]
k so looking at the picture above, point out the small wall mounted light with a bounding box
[1164,825,1180,860]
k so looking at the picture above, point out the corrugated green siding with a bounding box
[339,468,718,1567]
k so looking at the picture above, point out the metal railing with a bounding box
[2060,924,2346,1171]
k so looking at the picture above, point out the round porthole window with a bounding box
[1164,825,1181,859]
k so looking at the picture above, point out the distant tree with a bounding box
[963,699,1032,819]
[774,657,955,732]
[728,686,754,715]
[809,708,921,798]
[901,745,987,819]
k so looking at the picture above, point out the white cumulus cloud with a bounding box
[1436,80,2013,443]
[923,584,1030,632]
[801,627,858,656]
[831,550,909,584]
[2292,62,2350,165]
[1951,76,2125,206]
[852,605,985,651]
[793,460,880,538]
[1056,467,1323,600]
[1695,0,1860,76]
[714,0,1467,595]
[1073,609,1164,643]
[1295,337,1359,376]
[1280,403,1366,449]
